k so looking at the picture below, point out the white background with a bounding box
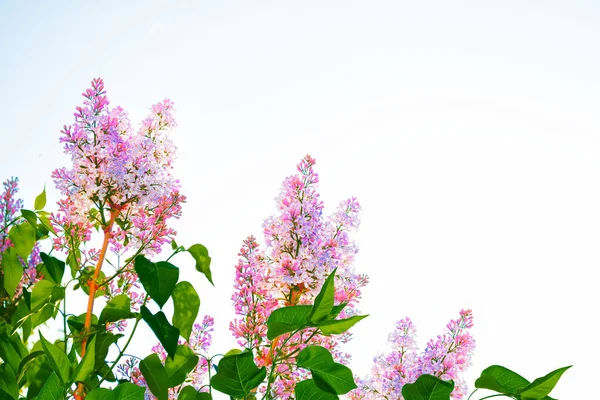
[1,2,598,398]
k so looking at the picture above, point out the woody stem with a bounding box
[75,208,118,399]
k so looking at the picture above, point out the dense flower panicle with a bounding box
[230,155,368,397]
[125,316,214,399]
[0,177,43,299]
[0,178,23,233]
[349,310,475,400]
[229,236,280,351]
[51,78,184,257]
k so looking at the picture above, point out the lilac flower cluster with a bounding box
[349,310,475,399]
[0,177,42,300]
[229,155,369,398]
[51,78,185,258]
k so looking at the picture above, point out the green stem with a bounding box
[97,245,147,289]
[478,394,517,400]
[467,389,478,400]
[98,294,149,387]
[63,292,68,353]
[207,357,213,396]
[278,329,319,362]
[165,247,183,262]
[263,328,306,400]
[0,215,20,235]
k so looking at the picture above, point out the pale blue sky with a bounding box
[1,1,599,398]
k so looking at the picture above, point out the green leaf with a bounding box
[2,248,23,297]
[210,350,266,398]
[401,374,455,400]
[224,348,243,357]
[165,345,199,388]
[141,306,180,359]
[172,281,200,341]
[140,353,169,400]
[328,303,347,319]
[310,268,337,323]
[74,335,96,382]
[31,278,56,311]
[21,209,38,229]
[179,386,212,399]
[37,372,64,400]
[66,247,81,278]
[134,256,179,309]
[474,365,531,395]
[0,364,18,399]
[519,366,571,400]
[112,382,146,399]
[30,304,56,329]
[316,315,368,335]
[12,298,32,341]
[94,331,122,363]
[37,211,56,234]
[8,222,36,259]
[266,305,312,340]
[39,252,65,285]
[295,379,339,400]
[25,279,59,328]
[187,244,213,285]
[24,350,54,398]
[96,361,117,383]
[17,350,44,382]
[99,294,136,324]
[0,321,28,374]
[87,387,115,400]
[35,187,47,210]
[296,346,357,395]
[39,332,71,385]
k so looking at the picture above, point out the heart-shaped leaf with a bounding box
[134,256,179,309]
[8,222,36,259]
[475,365,530,395]
[165,345,199,388]
[113,382,146,399]
[172,281,200,341]
[210,350,266,398]
[401,374,454,400]
[178,386,212,399]
[295,379,339,400]
[296,346,356,395]
[141,306,180,359]
[140,353,169,400]
[99,294,136,324]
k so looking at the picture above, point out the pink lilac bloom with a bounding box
[51,78,185,261]
[349,310,475,400]
[123,316,214,399]
[0,177,43,299]
[229,155,368,399]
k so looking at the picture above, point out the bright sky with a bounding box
[1,1,598,398]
